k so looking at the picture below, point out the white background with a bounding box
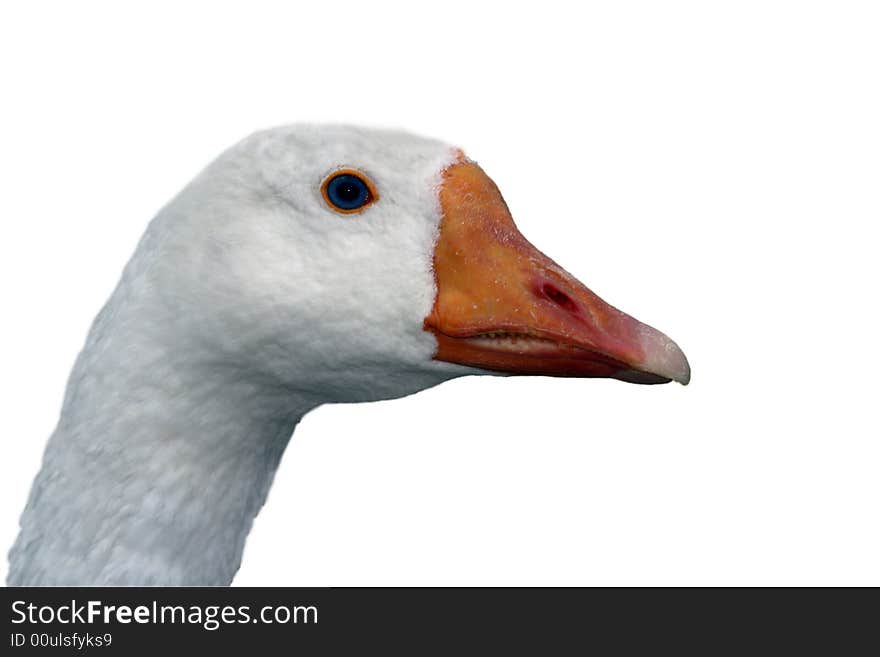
[1,1,878,586]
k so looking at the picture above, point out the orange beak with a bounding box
[424,159,690,385]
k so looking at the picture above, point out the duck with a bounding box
[7,124,689,586]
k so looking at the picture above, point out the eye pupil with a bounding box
[337,182,359,202]
[325,173,372,211]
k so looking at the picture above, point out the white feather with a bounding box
[7,125,474,585]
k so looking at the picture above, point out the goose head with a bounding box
[8,124,691,586]
[145,125,688,406]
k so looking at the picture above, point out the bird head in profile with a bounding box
[147,125,689,403]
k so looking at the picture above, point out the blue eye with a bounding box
[322,171,376,213]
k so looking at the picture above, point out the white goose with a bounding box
[7,125,689,586]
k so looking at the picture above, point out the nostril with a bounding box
[541,282,580,315]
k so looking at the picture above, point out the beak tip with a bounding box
[637,324,691,386]
[676,365,692,386]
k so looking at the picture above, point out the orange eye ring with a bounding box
[320,169,379,215]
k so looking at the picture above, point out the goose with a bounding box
[7,125,689,586]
